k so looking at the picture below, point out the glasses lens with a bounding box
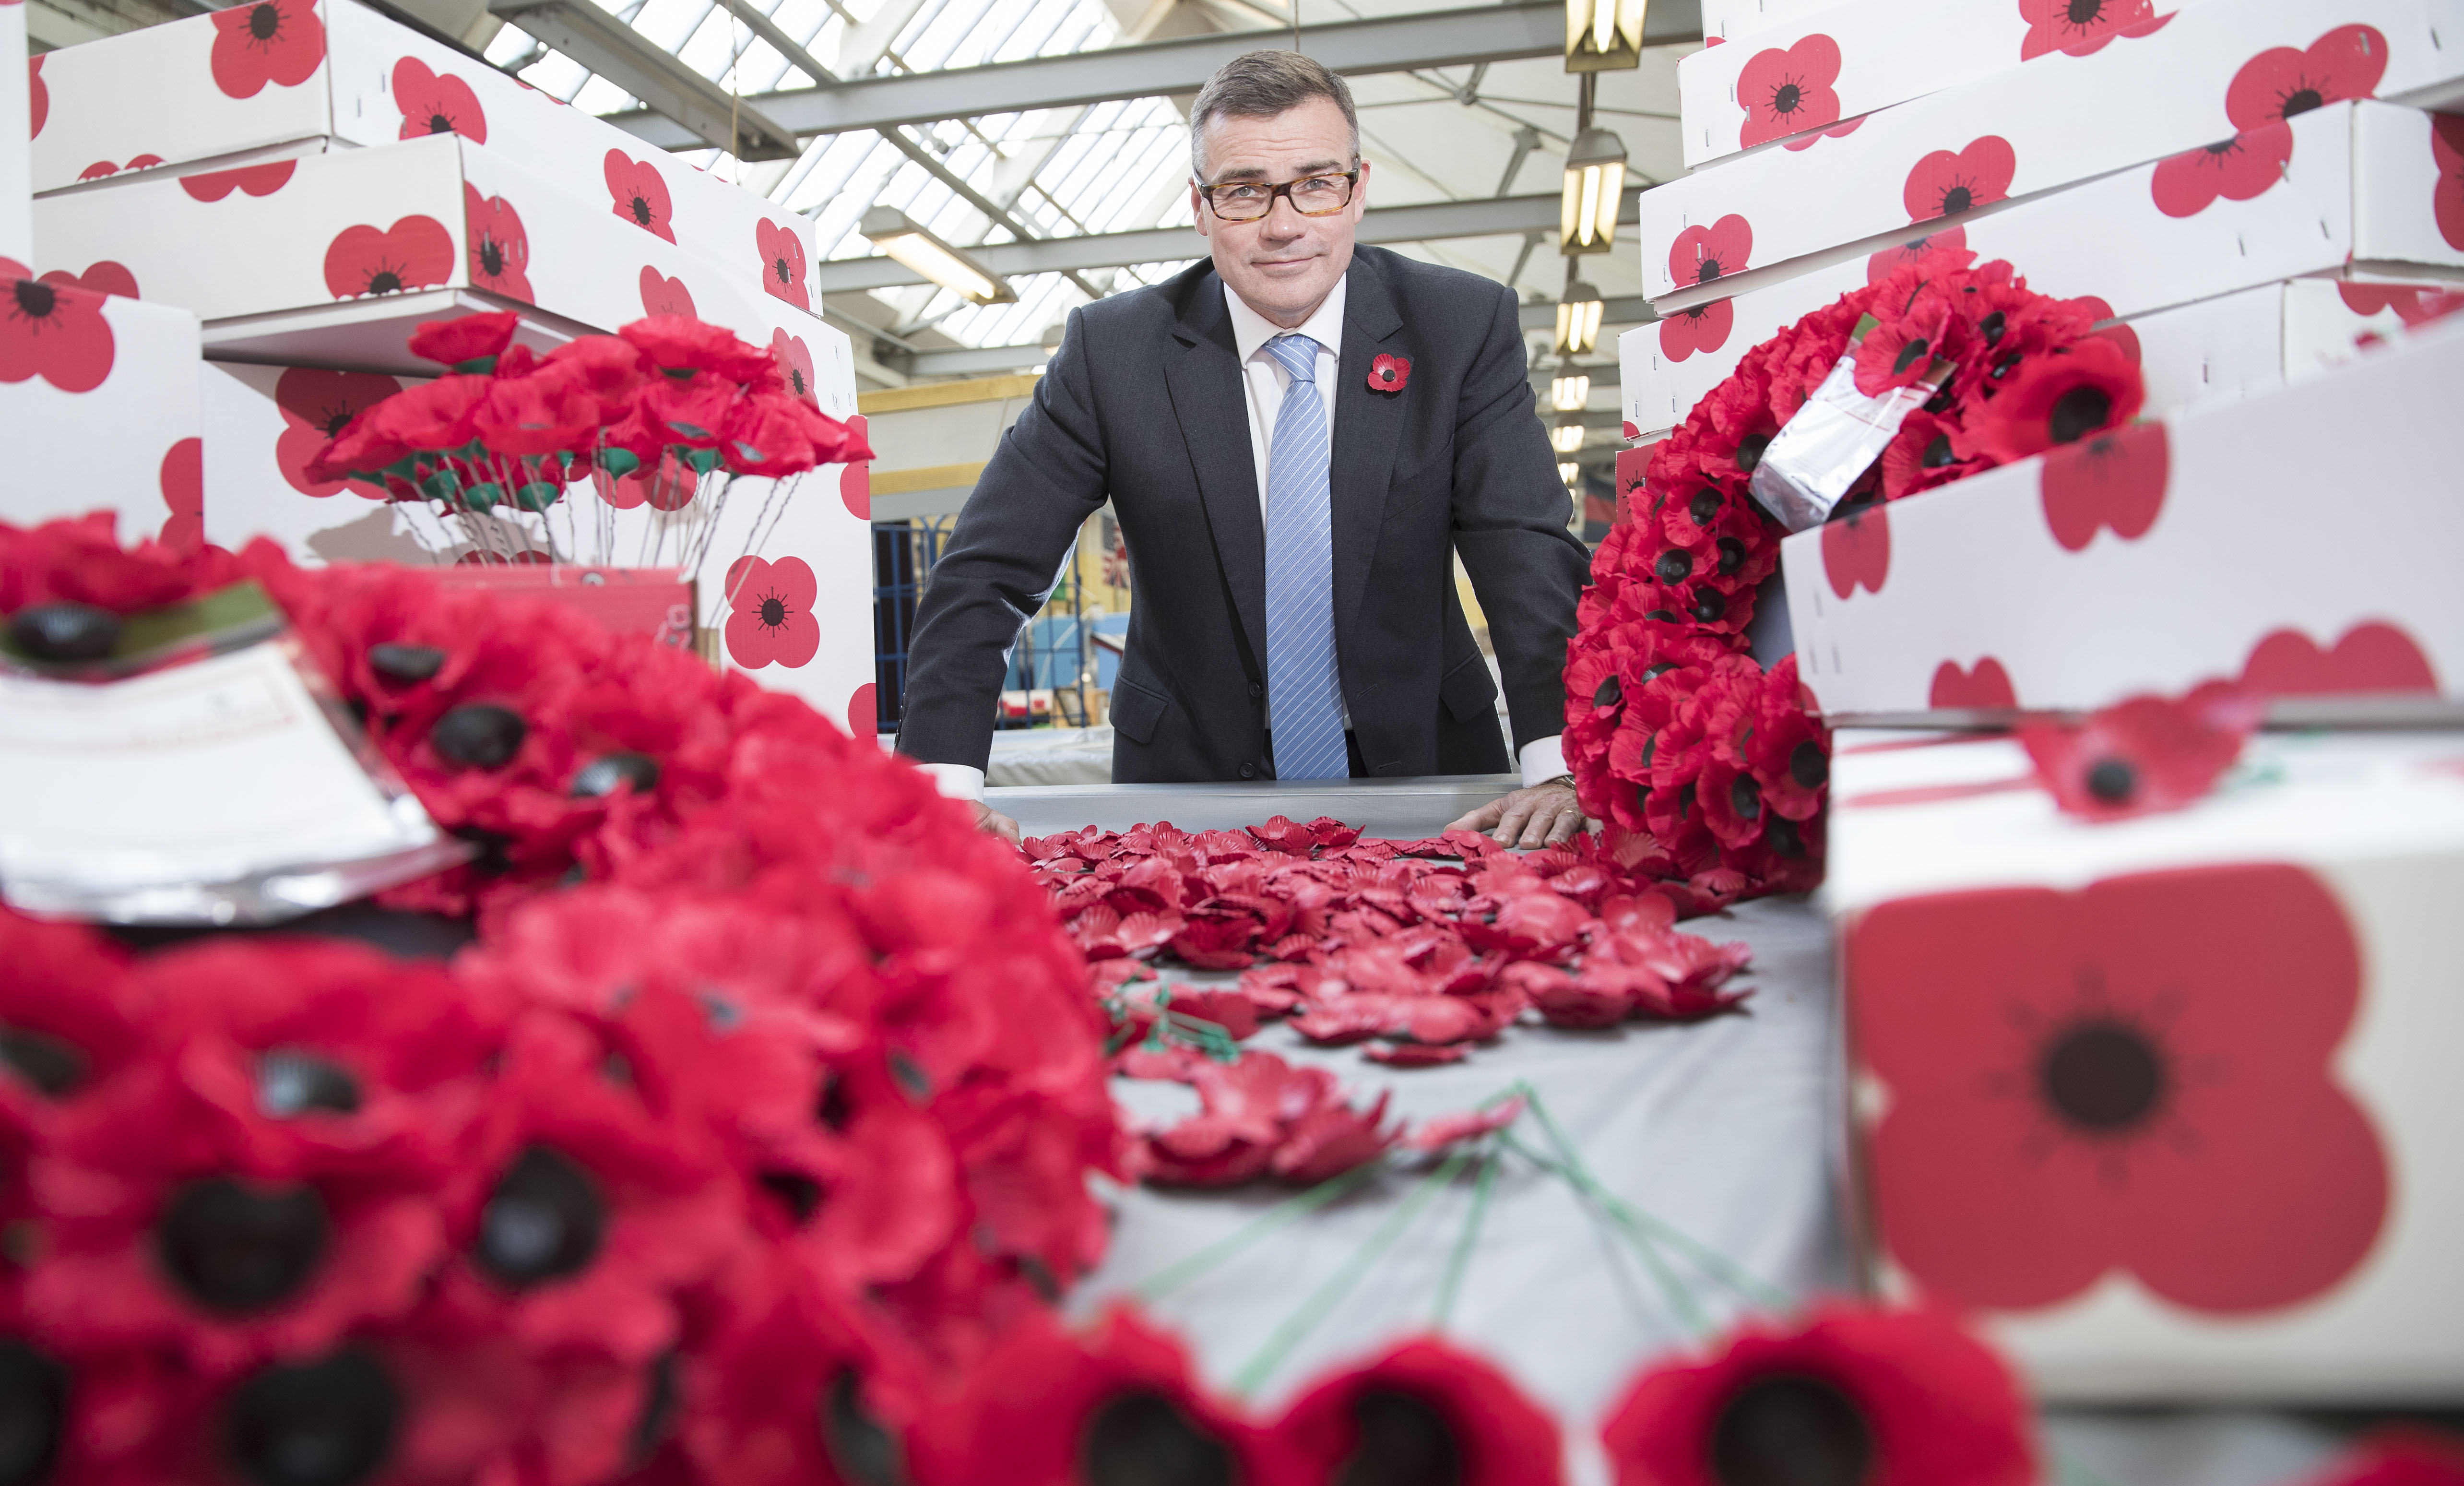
[1207,176,1351,220]
[1209,185,1270,220]
[1291,176,1352,214]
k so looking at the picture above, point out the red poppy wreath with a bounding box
[1563,243,2145,904]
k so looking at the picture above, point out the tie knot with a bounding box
[1265,334,1319,383]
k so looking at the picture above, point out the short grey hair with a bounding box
[1188,50,1361,179]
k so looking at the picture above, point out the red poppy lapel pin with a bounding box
[1367,354,1410,393]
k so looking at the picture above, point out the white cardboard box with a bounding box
[1638,0,2464,304]
[33,134,821,375]
[1698,0,1828,48]
[1677,0,2177,170]
[0,2,28,266]
[27,0,817,319]
[0,272,204,546]
[1826,725,2464,1401]
[1777,309,2464,721]
[2129,274,2464,415]
[1621,101,2464,438]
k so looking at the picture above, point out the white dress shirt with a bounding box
[921,280,1565,802]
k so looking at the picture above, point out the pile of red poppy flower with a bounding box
[1023,816,1753,1074]
[303,311,872,515]
[0,515,1113,1485]
[1565,244,2149,898]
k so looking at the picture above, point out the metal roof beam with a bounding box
[600,0,1700,148]
[488,0,804,157]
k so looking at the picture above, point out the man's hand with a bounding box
[1447,776,1585,849]
[971,800,1023,845]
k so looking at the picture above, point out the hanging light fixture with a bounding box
[1560,127,1627,255]
[1551,419,1587,454]
[1554,277,1604,356]
[1566,0,1648,71]
[861,206,1016,305]
[1550,373,1591,413]
[1558,461,1583,488]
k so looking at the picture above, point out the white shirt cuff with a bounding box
[1518,735,1567,789]
[918,762,987,802]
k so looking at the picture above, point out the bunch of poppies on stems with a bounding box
[303,311,870,570]
[0,514,1112,1485]
[1565,244,2148,899]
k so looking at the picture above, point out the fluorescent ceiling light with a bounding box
[860,207,1016,305]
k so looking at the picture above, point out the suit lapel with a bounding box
[1161,274,1270,675]
[1330,254,1406,641]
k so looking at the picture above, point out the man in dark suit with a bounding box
[896,50,1591,845]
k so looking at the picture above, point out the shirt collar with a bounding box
[1223,273,1348,366]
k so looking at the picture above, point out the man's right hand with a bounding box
[971,800,1023,845]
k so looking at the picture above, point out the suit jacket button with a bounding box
[1238,762,1257,780]
[1248,680,1263,699]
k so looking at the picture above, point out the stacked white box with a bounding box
[0,274,207,544]
[0,1,28,264]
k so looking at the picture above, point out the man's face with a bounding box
[1190,96,1368,329]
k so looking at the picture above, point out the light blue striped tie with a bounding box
[1261,333,1347,780]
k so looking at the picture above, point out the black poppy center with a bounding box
[2281,86,2323,119]
[0,1028,86,1098]
[431,704,526,769]
[476,1146,604,1289]
[773,257,793,286]
[427,113,453,135]
[366,270,404,296]
[1979,309,2007,345]
[1656,549,1694,583]
[1696,258,1723,284]
[1765,815,1805,858]
[158,1178,331,1313]
[2049,385,2113,444]
[824,1372,904,1486]
[225,1349,398,1486]
[1692,487,1725,524]
[1709,1373,1874,1486]
[790,369,808,395]
[2085,757,2137,802]
[2065,0,2104,22]
[1337,1388,1463,1486]
[2041,1020,2167,1132]
[478,238,506,276]
[1735,435,1770,474]
[1692,588,1727,623]
[248,2,282,39]
[1891,337,1929,375]
[1920,433,1955,469]
[1593,675,1623,710]
[1770,82,1802,117]
[0,1341,65,1486]
[1940,184,1973,215]
[1730,773,1762,821]
[1789,740,1827,789]
[257,1050,361,1118]
[10,280,55,320]
[1080,1391,1231,1486]
[571,752,661,799]
[760,596,789,627]
[367,643,445,682]
[9,601,120,663]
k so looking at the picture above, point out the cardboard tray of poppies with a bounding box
[1622,100,2464,440]
[1824,722,2464,1400]
[24,0,817,324]
[1637,0,2464,306]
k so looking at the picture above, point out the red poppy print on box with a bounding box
[1735,34,1841,150]
[463,185,533,302]
[1658,300,1733,362]
[1903,137,2014,223]
[275,367,404,498]
[2040,418,2166,551]
[1851,862,2389,1313]
[76,155,164,182]
[2432,115,2464,251]
[159,437,204,553]
[839,415,871,519]
[2241,622,2437,699]
[2339,281,2464,328]
[209,0,325,101]
[393,57,488,143]
[1821,500,1888,598]
[1929,657,2016,709]
[639,266,696,319]
[178,160,296,202]
[28,56,46,139]
[1782,113,1864,153]
[723,555,820,669]
[323,216,455,300]
[1667,214,1750,296]
[1866,226,1966,283]
[847,683,877,743]
[606,152,676,244]
[769,328,817,407]
[2018,0,2160,61]
[755,219,809,311]
[593,451,697,511]
[39,262,139,300]
[0,270,116,392]
[2225,25,2388,131]
[2068,293,2141,366]
[2149,123,2292,217]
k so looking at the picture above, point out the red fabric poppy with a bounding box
[639,266,697,319]
[0,268,117,393]
[2018,0,2156,59]
[1902,136,2014,222]
[1850,862,2389,1312]
[1403,1097,1524,1153]
[323,215,456,300]
[622,315,778,384]
[393,57,487,142]
[1734,34,1841,150]
[1601,1305,2034,1486]
[607,152,678,243]
[1271,1336,1562,1486]
[1656,300,1732,362]
[463,186,534,303]
[2149,123,2293,218]
[0,511,249,616]
[1878,409,1988,499]
[39,261,140,299]
[209,0,324,100]
[471,372,600,458]
[1367,354,1410,392]
[1667,214,1751,293]
[407,310,519,370]
[2017,682,2259,821]
[754,219,809,311]
[1850,289,1954,397]
[723,555,821,670]
[2225,24,2388,132]
[176,159,295,201]
[1958,335,2142,464]
[275,367,403,498]
[2433,114,2464,251]
[541,333,650,420]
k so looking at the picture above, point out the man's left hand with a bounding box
[1447,776,1585,849]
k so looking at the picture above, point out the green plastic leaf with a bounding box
[514,481,560,512]
[463,481,502,512]
[685,446,721,475]
[419,467,463,502]
[598,447,642,478]
[451,355,498,374]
